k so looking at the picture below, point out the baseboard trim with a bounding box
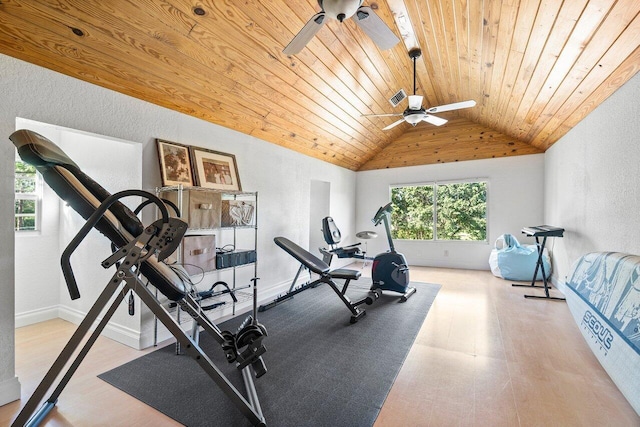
[145,277,309,349]
[551,275,567,295]
[16,278,314,351]
[15,306,59,328]
[0,376,21,406]
[58,306,143,350]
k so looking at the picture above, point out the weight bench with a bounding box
[9,129,267,427]
[264,237,371,323]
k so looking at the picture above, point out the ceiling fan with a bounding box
[283,0,399,55]
[364,48,476,130]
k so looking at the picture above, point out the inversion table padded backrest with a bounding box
[10,129,187,301]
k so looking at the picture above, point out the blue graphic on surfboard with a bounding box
[566,252,640,415]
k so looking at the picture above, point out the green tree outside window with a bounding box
[15,158,39,231]
[391,182,487,241]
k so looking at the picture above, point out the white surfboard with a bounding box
[565,252,640,415]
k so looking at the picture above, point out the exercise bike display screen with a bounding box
[372,202,392,225]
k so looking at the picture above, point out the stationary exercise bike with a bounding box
[369,203,416,302]
[320,203,416,302]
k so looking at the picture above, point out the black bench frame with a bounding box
[260,237,370,323]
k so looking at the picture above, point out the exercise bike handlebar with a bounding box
[372,202,393,226]
[372,202,395,252]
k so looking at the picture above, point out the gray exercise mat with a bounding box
[99,281,440,426]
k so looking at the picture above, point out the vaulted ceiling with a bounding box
[1,1,638,171]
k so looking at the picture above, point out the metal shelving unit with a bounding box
[153,185,258,345]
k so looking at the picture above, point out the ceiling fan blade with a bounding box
[426,100,476,113]
[353,6,400,51]
[283,13,326,55]
[362,113,403,118]
[382,118,406,130]
[408,95,423,110]
[422,114,448,126]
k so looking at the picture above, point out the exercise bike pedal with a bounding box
[364,290,380,305]
[400,286,417,302]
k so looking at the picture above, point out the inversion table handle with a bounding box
[61,189,170,300]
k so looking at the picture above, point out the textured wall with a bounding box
[545,72,640,286]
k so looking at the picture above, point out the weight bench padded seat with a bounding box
[329,268,361,281]
[274,237,361,281]
[10,129,187,301]
[317,247,361,281]
[274,236,331,276]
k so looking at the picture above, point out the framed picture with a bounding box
[156,139,194,186]
[190,146,242,191]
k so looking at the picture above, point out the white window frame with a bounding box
[14,150,42,232]
[390,178,489,242]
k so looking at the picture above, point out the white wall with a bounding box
[309,180,331,257]
[59,128,144,345]
[545,72,640,288]
[0,54,355,404]
[0,119,19,406]
[14,121,144,339]
[356,154,545,270]
[13,120,61,326]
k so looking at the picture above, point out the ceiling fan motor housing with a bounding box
[319,0,364,21]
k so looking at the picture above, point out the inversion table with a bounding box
[9,129,268,426]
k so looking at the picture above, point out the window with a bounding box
[14,152,41,231]
[391,181,487,241]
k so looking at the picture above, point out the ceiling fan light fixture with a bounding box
[404,113,424,125]
[361,48,475,130]
[320,0,363,21]
[285,1,397,54]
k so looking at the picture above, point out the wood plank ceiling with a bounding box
[0,0,638,171]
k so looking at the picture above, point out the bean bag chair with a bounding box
[489,234,551,281]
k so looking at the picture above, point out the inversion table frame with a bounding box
[9,130,267,426]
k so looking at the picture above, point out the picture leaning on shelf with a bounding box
[155,138,242,192]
